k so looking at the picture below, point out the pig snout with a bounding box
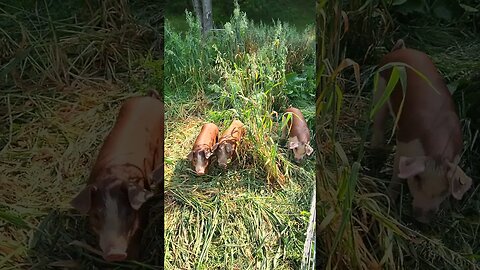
[103,249,128,262]
[412,207,436,224]
[220,162,228,168]
[216,151,229,168]
[100,234,129,262]
[218,160,228,168]
[194,163,208,175]
[293,148,306,162]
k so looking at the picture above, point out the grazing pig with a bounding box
[213,120,245,168]
[187,123,219,175]
[70,90,163,262]
[282,107,313,162]
[370,40,472,223]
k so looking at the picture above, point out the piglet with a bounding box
[70,90,163,262]
[213,119,245,168]
[371,40,472,223]
[282,107,314,162]
[187,123,219,176]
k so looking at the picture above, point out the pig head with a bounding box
[71,169,154,261]
[213,120,245,168]
[394,141,472,223]
[187,123,219,176]
[282,107,313,162]
[71,92,163,261]
[371,41,473,223]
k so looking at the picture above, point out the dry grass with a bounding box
[0,86,166,268]
[163,97,315,269]
[0,0,165,268]
[315,17,480,268]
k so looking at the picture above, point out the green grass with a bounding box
[315,1,480,268]
[165,0,315,32]
[0,0,166,268]
[164,6,315,269]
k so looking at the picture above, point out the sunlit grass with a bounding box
[164,5,315,269]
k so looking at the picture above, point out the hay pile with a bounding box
[1,0,165,268]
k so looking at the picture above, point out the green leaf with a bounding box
[394,0,428,15]
[460,4,479,12]
[0,209,29,229]
[318,207,337,232]
[370,66,401,120]
[392,0,408,5]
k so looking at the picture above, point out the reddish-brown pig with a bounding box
[188,123,219,175]
[282,107,313,162]
[371,40,472,223]
[70,90,163,261]
[213,120,245,168]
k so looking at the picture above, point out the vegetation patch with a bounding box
[0,0,165,268]
[164,6,315,269]
[315,1,480,269]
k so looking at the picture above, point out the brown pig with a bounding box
[370,40,472,223]
[187,123,219,176]
[70,90,163,262]
[282,107,313,162]
[213,120,245,168]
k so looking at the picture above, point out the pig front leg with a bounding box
[281,125,287,140]
[387,151,404,204]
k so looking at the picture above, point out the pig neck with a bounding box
[195,131,214,143]
[218,133,239,145]
[218,138,234,145]
[193,143,212,153]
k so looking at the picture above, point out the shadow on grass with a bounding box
[164,145,314,268]
[28,191,164,269]
[167,154,270,196]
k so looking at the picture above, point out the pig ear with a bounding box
[287,136,299,149]
[212,143,219,153]
[187,151,193,161]
[398,156,427,179]
[127,184,154,210]
[71,185,97,215]
[305,144,313,156]
[205,149,214,159]
[446,161,473,200]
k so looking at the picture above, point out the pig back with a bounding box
[193,123,219,150]
[379,48,462,156]
[219,120,245,143]
[285,107,310,143]
[89,96,164,184]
